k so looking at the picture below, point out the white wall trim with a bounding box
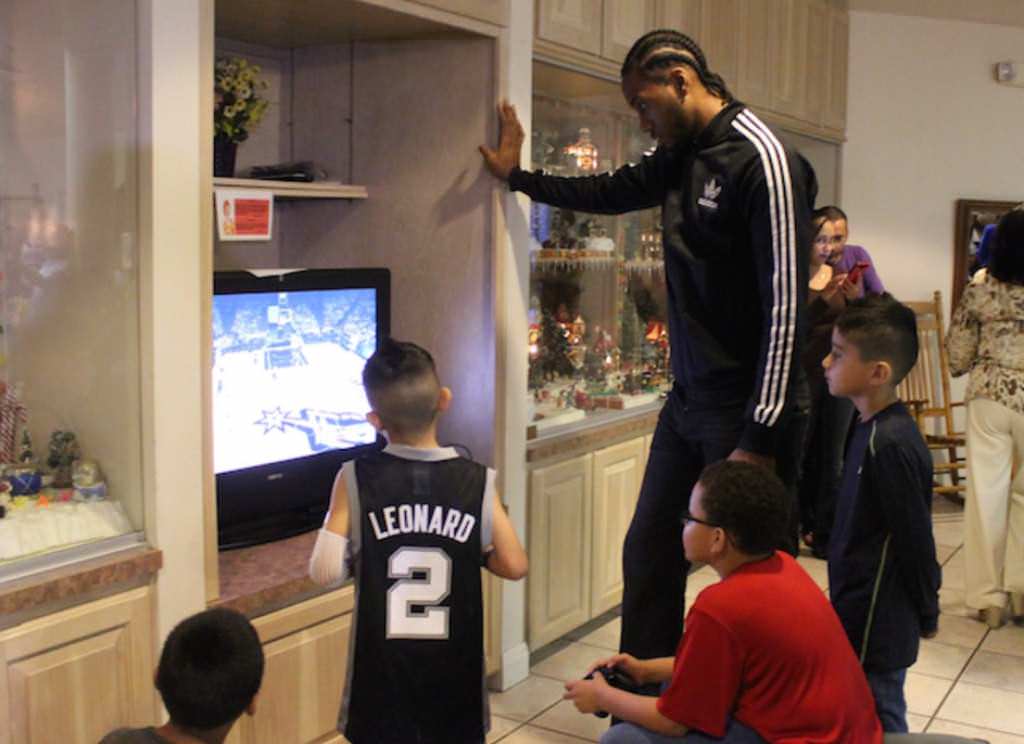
[493,642,531,692]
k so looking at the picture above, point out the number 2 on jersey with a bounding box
[386,547,452,639]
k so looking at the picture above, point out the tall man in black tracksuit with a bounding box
[480,30,817,663]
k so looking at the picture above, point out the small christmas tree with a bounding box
[47,430,81,488]
[540,308,572,379]
[620,294,642,365]
[18,429,34,464]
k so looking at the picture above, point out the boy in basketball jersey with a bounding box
[309,339,528,744]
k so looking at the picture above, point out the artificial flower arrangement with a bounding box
[214,56,269,144]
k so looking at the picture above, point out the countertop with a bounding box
[0,544,162,622]
[214,529,343,617]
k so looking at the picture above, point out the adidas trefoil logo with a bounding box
[697,178,721,210]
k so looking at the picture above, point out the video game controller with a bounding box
[582,666,641,718]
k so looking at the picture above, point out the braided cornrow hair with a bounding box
[620,29,734,103]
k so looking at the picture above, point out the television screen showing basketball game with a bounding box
[212,287,378,474]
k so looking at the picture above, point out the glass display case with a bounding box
[527,63,671,434]
[0,0,144,576]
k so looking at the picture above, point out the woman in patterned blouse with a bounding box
[946,207,1024,629]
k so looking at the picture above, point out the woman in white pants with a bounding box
[947,208,1024,629]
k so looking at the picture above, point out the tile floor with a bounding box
[488,501,1024,743]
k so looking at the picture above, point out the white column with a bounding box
[494,0,534,691]
[138,0,213,645]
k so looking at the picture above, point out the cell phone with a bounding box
[847,260,870,284]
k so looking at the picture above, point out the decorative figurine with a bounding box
[582,220,615,253]
[72,459,108,501]
[17,429,34,464]
[46,430,80,488]
[564,127,599,172]
[7,465,41,495]
[0,381,27,463]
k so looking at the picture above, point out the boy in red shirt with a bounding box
[564,461,882,744]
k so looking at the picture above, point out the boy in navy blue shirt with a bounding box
[822,294,941,733]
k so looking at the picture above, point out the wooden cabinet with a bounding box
[483,570,501,676]
[411,0,509,26]
[590,438,645,615]
[699,0,740,92]
[527,432,651,648]
[602,0,655,62]
[655,0,704,42]
[736,0,775,110]
[537,0,602,56]
[222,572,498,744]
[222,589,353,744]
[823,4,849,134]
[770,0,809,119]
[536,0,849,140]
[801,0,830,126]
[0,587,156,744]
[528,453,593,649]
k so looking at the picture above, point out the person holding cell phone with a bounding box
[817,205,885,299]
[799,209,856,558]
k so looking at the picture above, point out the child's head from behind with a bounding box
[156,608,264,733]
[363,339,448,440]
[825,293,917,399]
[684,460,787,563]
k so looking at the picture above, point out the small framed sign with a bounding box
[215,189,273,241]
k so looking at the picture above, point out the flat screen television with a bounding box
[213,268,390,549]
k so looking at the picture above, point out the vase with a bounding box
[213,136,238,177]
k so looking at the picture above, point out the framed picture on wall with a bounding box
[953,198,1019,309]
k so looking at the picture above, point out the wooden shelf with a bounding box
[213,177,368,200]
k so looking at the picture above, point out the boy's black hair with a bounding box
[156,608,264,731]
[697,460,786,556]
[620,29,734,103]
[813,205,848,225]
[362,339,441,437]
[834,293,918,384]
[990,207,1024,286]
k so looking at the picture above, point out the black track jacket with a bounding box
[510,102,817,455]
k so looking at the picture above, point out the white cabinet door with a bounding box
[699,0,740,90]
[0,588,155,744]
[537,0,603,56]
[602,0,655,62]
[770,0,810,119]
[528,453,594,649]
[655,0,704,43]
[823,5,848,133]
[797,0,830,126]
[237,589,354,744]
[736,0,775,110]
[591,437,645,616]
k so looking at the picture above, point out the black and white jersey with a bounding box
[339,443,495,744]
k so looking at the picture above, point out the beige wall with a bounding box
[842,11,1024,307]
[280,38,499,463]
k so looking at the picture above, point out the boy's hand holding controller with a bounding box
[564,653,647,717]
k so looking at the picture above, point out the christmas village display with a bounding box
[0,381,129,563]
[527,98,671,432]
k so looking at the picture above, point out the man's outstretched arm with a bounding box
[479,100,666,215]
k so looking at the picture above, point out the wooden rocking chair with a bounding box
[896,291,966,504]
